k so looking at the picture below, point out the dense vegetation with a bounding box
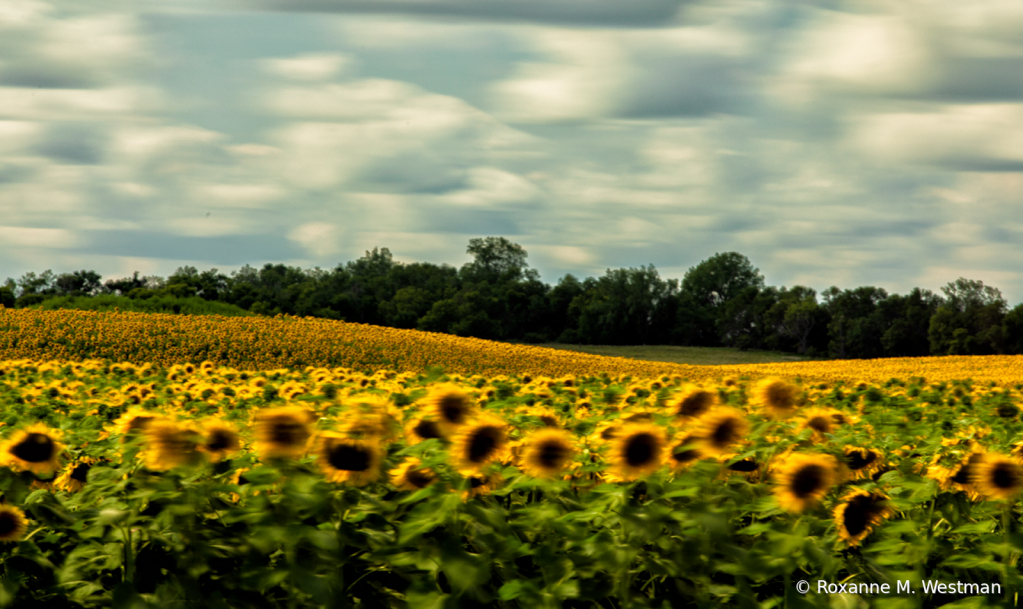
[4,237,1022,359]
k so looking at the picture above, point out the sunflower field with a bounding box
[0,348,1021,609]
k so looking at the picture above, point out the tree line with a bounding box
[3,236,1022,359]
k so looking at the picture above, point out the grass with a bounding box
[535,344,809,366]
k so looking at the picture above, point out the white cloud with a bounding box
[288,222,341,258]
[260,53,354,81]
[0,225,77,248]
[490,28,630,122]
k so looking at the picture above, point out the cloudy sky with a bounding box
[3,0,1023,301]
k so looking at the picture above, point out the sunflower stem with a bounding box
[122,524,133,584]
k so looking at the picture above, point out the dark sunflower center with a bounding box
[467,427,501,463]
[711,419,739,447]
[11,433,55,463]
[539,416,559,427]
[414,420,442,439]
[808,417,830,433]
[832,414,847,425]
[767,386,791,407]
[842,496,872,537]
[0,514,15,536]
[468,476,486,489]
[537,440,567,469]
[327,444,371,472]
[440,396,466,424]
[625,433,656,467]
[270,419,306,446]
[672,448,700,464]
[728,458,757,472]
[791,465,825,497]
[997,404,1018,418]
[992,463,1019,490]
[127,416,154,433]
[206,430,233,452]
[406,468,434,489]
[600,427,617,440]
[951,465,973,485]
[70,462,92,483]
[845,450,876,470]
[678,394,710,417]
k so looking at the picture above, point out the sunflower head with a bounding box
[253,405,315,460]
[842,446,883,479]
[971,454,1023,500]
[461,471,502,501]
[667,434,703,472]
[520,428,576,478]
[2,423,64,476]
[55,457,100,493]
[751,377,800,418]
[426,383,474,435]
[317,433,381,486]
[390,457,436,491]
[670,385,717,419]
[773,453,837,512]
[693,408,750,456]
[610,423,666,481]
[452,415,508,473]
[143,420,204,471]
[0,506,29,543]
[404,417,445,445]
[111,408,165,444]
[199,419,242,463]
[835,488,892,546]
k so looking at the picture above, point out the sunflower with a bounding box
[1,423,64,476]
[55,457,99,493]
[693,408,749,456]
[930,450,986,494]
[842,446,883,480]
[198,419,241,463]
[253,405,315,460]
[670,384,717,419]
[971,454,1023,500]
[461,470,502,501]
[609,423,666,481]
[111,408,164,443]
[390,457,436,491]
[0,506,29,543]
[834,488,892,547]
[316,433,381,486]
[773,453,837,512]
[667,434,703,472]
[451,415,508,473]
[404,417,445,445]
[750,377,800,419]
[799,408,842,442]
[426,383,475,435]
[143,420,203,471]
[520,428,576,478]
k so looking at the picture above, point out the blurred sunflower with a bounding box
[0,506,29,543]
[667,434,703,472]
[834,488,892,547]
[799,408,842,442]
[971,454,1023,500]
[390,457,436,491]
[1,423,64,476]
[610,423,666,481]
[520,428,576,478]
[404,417,445,445]
[143,420,203,471]
[722,455,761,482]
[930,450,986,493]
[693,408,749,456]
[111,408,164,443]
[773,453,837,512]
[750,377,800,419]
[55,457,99,493]
[253,405,314,460]
[316,433,381,486]
[842,446,883,480]
[460,472,495,500]
[670,384,717,419]
[426,383,474,436]
[198,419,241,463]
[451,415,508,473]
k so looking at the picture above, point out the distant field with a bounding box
[536,343,809,366]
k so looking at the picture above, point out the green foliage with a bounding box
[28,295,254,317]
